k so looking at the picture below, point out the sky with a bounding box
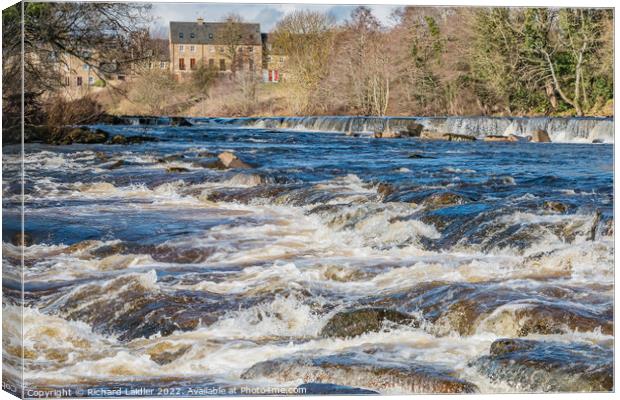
[150,3,401,36]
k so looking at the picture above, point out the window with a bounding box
[249,34,254,40]
[179,32,184,39]
[219,59,225,71]
[190,45,195,53]
[190,32,195,38]
[64,76,70,86]
[117,75,125,81]
[179,58,185,70]
[208,33,213,39]
[267,55,272,62]
[209,46,215,53]
[82,64,89,71]
[190,58,196,70]
[209,59,215,68]
[280,56,285,62]
[160,61,166,69]
[179,45,184,52]
[248,46,253,52]
[219,47,224,53]
[76,76,83,86]
[88,76,95,85]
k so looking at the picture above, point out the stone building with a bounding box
[169,18,262,78]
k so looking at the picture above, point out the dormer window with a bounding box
[179,32,184,39]
[190,32,195,38]
[209,33,213,39]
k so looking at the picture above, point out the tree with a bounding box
[272,10,335,114]
[2,2,150,128]
[338,6,391,115]
[221,13,244,76]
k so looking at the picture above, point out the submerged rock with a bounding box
[166,166,190,173]
[241,353,478,394]
[320,308,416,338]
[297,383,378,395]
[531,129,551,143]
[101,160,124,170]
[217,152,253,169]
[470,339,612,392]
[11,232,32,247]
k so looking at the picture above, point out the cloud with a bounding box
[150,3,399,34]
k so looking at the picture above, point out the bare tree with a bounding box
[221,13,244,76]
[272,10,335,114]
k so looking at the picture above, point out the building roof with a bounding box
[169,21,261,45]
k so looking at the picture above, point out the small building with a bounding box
[169,18,263,78]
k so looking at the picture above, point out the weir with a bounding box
[191,115,614,143]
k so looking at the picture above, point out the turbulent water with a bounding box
[2,119,614,395]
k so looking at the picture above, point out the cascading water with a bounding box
[192,115,614,143]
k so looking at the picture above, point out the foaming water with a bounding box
[2,120,613,394]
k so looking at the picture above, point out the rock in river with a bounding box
[320,308,417,338]
[217,151,253,169]
[241,353,478,394]
[531,129,551,143]
[470,338,612,392]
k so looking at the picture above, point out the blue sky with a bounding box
[150,3,400,35]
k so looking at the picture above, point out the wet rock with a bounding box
[170,116,192,127]
[54,127,109,145]
[242,353,478,394]
[124,135,159,144]
[422,192,468,208]
[226,173,264,186]
[101,160,124,170]
[109,135,128,145]
[11,232,32,247]
[376,182,395,198]
[166,166,190,173]
[297,383,378,395]
[320,308,417,338]
[217,151,253,169]
[470,339,612,392]
[408,152,435,159]
[420,130,449,140]
[53,272,227,341]
[483,135,518,142]
[158,154,185,163]
[23,125,52,142]
[148,343,192,366]
[543,200,568,213]
[531,129,551,143]
[444,133,476,142]
[367,282,612,337]
[592,139,604,144]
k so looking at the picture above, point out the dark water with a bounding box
[2,121,614,395]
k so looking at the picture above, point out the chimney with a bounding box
[197,17,204,25]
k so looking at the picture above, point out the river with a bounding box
[2,117,614,395]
